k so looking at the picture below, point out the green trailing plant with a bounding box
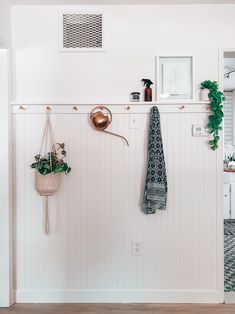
[200,80,225,150]
[31,143,71,175]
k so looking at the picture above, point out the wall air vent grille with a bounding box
[60,13,104,52]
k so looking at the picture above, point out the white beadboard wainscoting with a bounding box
[12,103,224,303]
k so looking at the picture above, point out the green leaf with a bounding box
[201,80,223,151]
[31,147,71,175]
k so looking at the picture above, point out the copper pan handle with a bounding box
[103,130,129,146]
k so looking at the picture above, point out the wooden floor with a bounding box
[0,304,235,314]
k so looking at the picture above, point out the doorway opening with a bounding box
[222,50,235,303]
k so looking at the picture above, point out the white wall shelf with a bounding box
[11,100,210,106]
[11,101,211,114]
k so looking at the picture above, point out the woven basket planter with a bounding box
[35,172,60,196]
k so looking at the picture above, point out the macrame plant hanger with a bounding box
[35,110,60,235]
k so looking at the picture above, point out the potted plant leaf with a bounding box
[31,143,71,196]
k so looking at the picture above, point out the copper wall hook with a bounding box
[90,106,129,146]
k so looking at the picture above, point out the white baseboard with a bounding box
[225,292,235,303]
[16,289,224,304]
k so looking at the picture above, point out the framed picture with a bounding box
[156,56,194,101]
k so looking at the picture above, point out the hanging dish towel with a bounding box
[143,106,167,214]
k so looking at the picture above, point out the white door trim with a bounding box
[0,49,14,307]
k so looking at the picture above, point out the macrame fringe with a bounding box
[41,113,53,236]
[44,196,50,235]
[36,112,57,235]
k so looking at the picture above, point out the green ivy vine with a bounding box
[201,80,225,150]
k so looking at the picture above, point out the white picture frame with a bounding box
[156,56,194,101]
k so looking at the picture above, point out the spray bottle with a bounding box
[142,79,153,102]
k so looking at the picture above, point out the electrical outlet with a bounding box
[132,240,142,256]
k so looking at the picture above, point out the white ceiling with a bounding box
[8,0,235,5]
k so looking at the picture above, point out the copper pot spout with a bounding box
[90,106,129,146]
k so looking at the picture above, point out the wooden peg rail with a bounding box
[11,102,211,114]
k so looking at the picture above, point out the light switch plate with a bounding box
[129,114,141,129]
[132,240,142,256]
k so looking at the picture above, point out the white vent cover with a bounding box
[59,12,105,52]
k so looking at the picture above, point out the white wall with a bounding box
[0,0,11,48]
[11,4,235,103]
[10,4,228,304]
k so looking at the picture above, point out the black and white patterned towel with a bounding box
[224,220,235,292]
[142,106,167,214]
[224,220,235,235]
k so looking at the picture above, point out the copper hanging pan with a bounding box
[90,106,129,146]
